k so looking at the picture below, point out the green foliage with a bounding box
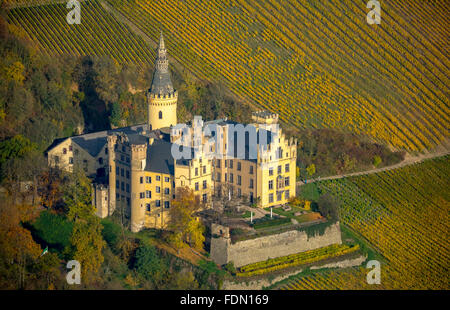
[373,155,382,167]
[31,211,73,251]
[101,219,122,249]
[63,169,94,221]
[317,193,340,221]
[252,217,291,230]
[70,216,105,283]
[296,128,405,177]
[134,245,166,282]
[109,101,122,127]
[306,163,316,176]
[0,135,36,171]
[298,220,336,239]
[299,183,320,201]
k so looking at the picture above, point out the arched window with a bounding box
[159,111,163,119]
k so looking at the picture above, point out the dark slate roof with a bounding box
[48,124,148,157]
[149,33,175,96]
[145,139,175,175]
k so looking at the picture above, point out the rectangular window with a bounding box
[202,194,207,203]
[285,177,290,187]
[146,204,151,212]
[126,170,130,179]
[277,192,282,201]
[195,167,198,176]
[250,179,254,189]
[69,157,73,164]
[126,183,130,193]
[146,190,151,198]
[250,166,253,174]
[224,173,227,182]
[121,168,124,177]
[140,192,145,199]
[156,175,160,181]
[229,173,234,183]
[116,167,119,176]
[285,190,290,200]
[268,180,273,190]
[203,166,206,174]
[156,200,161,207]
[126,198,130,206]
[269,193,274,203]
[237,188,241,197]
[285,163,290,172]
[203,180,207,189]
[116,180,119,189]
[140,176,143,184]
[164,201,170,209]
[229,160,233,169]
[164,176,170,182]
[278,165,282,174]
[164,188,169,195]
[237,175,241,186]
[69,146,72,151]
[217,159,221,168]
[121,182,124,191]
[237,162,241,171]
[269,168,273,176]
[146,176,152,183]
[195,182,199,191]
[63,148,67,155]
[217,172,221,181]
[156,186,160,193]
[224,160,227,168]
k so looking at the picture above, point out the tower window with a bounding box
[159,111,163,119]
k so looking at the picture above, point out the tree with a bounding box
[134,244,166,287]
[317,193,340,221]
[70,216,105,284]
[63,168,93,221]
[167,187,205,251]
[373,155,382,167]
[0,200,41,289]
[306,163,316,177]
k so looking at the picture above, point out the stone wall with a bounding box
[211,222,342,267]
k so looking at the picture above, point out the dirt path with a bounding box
[296,148,450,186]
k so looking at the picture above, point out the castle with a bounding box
[46,33,298,232]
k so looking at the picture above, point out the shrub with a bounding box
[31,211,73,251]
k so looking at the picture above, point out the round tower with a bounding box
[147,32,177,131]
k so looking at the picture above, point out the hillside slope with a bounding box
[283,155,449,289]
[5,0,449,152]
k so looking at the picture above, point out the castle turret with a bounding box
[147,32,178,131]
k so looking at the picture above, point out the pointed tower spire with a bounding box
[158,30,165,51]
[150,31,174,96]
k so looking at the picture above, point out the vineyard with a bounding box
[281,155,449,289]
[4,0,449,151]
[237,244,360,277]
[6,1,155,67]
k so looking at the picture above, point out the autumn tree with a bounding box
[167,187,205,251]
[0,200,41,289]
[64,168,105,284]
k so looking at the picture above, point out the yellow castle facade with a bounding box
[46,33,297,232]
